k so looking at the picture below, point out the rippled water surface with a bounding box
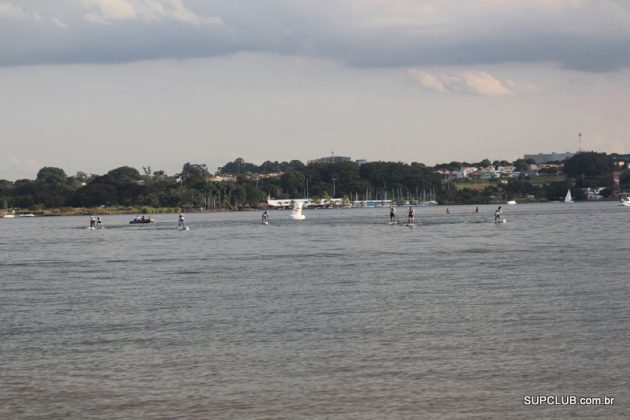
[1,203,629,419]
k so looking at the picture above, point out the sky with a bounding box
[1,0,630,180]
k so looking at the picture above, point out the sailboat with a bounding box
[291,202,306,220]
[2,200,15,218]
[564,189,574,203]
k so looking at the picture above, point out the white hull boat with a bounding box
[564,189,574,203]
[291,202,306,220]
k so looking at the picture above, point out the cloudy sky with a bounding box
[1,0,629,179]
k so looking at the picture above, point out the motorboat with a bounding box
[506,200,517,205]
[620,197,630,207]
[129,216,154,224]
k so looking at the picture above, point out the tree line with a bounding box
[1,152,628,211]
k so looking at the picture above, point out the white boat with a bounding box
[420,200,438,207]
[620,197,630,207]
[2,209,16,218]
[564,189,574,203]
[506,200,517,205]
[291,202,306,220]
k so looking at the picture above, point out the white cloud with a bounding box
[82,0,222,26]
[409,69,515,96]
[170,0,222,26]
[0,2,27,19]
[52,17,67,28]
[83,0,137,21]
[408,70,448,93]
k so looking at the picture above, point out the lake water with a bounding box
[1,202,629,419]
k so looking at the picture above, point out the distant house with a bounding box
[496,166,516,177]
[536,163,563,175]
[479,167,497,180]
[252,171,284,180]
[454,169,470,179]
[308,155,352,164]
[584,187,606,200]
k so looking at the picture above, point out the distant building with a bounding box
[584,187,606,200]
[479,167,497,180]
[266,198,344,208]
[454,170,468,179]
[213,175,236,182]
[308,155,352,164]
[611,154,630,168]
[355,159,367,166]
[252,171,284,180]
[496,165,516,177]
[524,152,575,164]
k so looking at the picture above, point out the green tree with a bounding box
[36,167,67,185]
[106,166,142,183]
[564,152,613,178]
[513,159,529,172]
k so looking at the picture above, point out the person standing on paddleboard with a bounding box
[390,205,397,223]
[494,206,503,222]
[407,206,415,224]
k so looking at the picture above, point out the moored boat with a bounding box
[129,216,154,224]
[2,209,16,218]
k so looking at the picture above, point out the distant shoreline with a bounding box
[1,200,620,218]
[1,206,237,217]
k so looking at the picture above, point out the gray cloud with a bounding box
[1,0,630,71]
